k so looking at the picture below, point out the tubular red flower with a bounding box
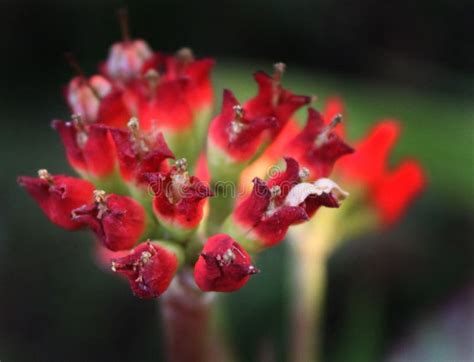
[336,121,426,224]
[337,121,400,186]
[209,89,277,162]
[52,117,117,178]
[372,161,425,224]
[18,170,95,230]
[243,66,312,136]
[286,108,354,179]
[194,234,259,292]
[232,158,346,249]
[110,118,175,183]
[146,159,213,232]
[136,78,194,132]
[111,241,179,299]
[71,190,146,251]
[160,48,215,111]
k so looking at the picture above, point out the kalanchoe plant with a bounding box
[17,12,426,362]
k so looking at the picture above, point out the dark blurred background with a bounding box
[0,0,473,361]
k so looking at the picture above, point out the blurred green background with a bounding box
[0,0,473,361]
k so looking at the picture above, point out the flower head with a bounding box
[19,23,425,300]
[194,234,259,292]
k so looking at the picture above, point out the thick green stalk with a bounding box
[288,191,379,362]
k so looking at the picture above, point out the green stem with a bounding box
[288,191,379,362]
[289,241,328,362]
[288,208,341,362]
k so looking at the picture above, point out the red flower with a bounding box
[103,48,214,134]
[145,159,213,237]
[110,118,175,183]
[243,64,313,136]
[208,89,277,162]
[159,48,215,112]
[194,234,259,292]
[66,75,130,128]
[52,116,117,179]
[66,75,111,122]
[111,241,179,299]
[136,77,194,132]
[71,190,147,251]
[286,108,354,179]
[104,39,154,84]
[336,121,425,224]
[231,158,347,250]
[18,170,95,230]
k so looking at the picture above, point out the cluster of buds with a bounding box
[18,18,425,299]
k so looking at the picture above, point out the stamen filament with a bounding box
[117,8,131,42]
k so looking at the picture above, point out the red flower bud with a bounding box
[66,75,112,122]
[209,89,277,162]
[105,39,154,83]
[243,65,313,136]
[18,170,95,230]
[66,73,131,128]
[110,118,175,183]
[146,159,213,238]
[111,241,180,299]
[336,121,425,224]
[231,158,348,250]
[71,190,147,251]
[287,108,354,179]
[52,116,117,179]
[194,234,259,292]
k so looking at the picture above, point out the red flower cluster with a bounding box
[18,24,424,297]
[245,97,425,226]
